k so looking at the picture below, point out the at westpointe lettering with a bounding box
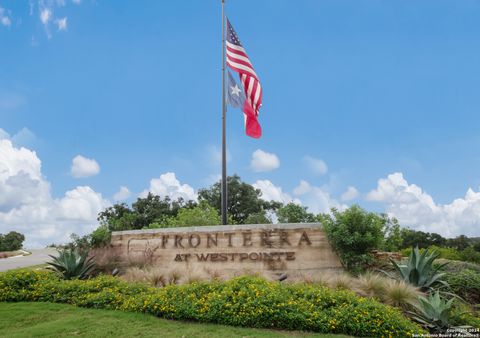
[173,251,296,262]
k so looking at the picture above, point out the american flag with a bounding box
[226,18,262,117]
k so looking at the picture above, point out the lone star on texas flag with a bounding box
[230,84,241,96]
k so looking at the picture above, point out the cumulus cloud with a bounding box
[55,17,67,31]
[113,186,131,201]
[0,6,11,27]
[253,180,296,204]
[250,149,280,172]
[70,155,100,178]
[341,186,359,201]
[303,156,328,176]
[367,172,480,237]
[0,139,109,248]
[141,172,196,202]
[293,180,345,214]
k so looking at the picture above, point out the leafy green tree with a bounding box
[90,226,111,248]
[322,205,386,272]
[447,235,470,251]
[151,201,220,228]
[382,216,402,252]
[98,194,196,231]
[244,211,272,224]
[399,229,447,249]
[97,203,135,231]
[277,203,315,223]
[0,231,25,251]
[198,175,279,224]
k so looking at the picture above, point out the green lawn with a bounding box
[0,302,352,338]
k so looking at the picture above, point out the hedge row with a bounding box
[0,270,425,337]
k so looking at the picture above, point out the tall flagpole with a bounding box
[221,0,228,225]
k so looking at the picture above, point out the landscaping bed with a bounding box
[0,270,424,338]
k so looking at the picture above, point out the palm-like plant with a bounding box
[47,248,96,280]
[409,291,454,332]
[386,246,448,291]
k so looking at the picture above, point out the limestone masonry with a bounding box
[111,223,343,279]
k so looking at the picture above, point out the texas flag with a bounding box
[226,71,262,138]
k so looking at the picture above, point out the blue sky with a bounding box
[1,0,480,247]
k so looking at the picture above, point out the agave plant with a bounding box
[47,248,96,280]
[409,291,454,332]
[385,246,448,291]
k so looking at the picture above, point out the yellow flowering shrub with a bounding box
[0,270,425,337]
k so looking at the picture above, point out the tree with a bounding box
[97,194,196,231]
[382,216,402,252]
[0,231,25,251]
[198,175,279,224]
[244,211,272,224]
[399,229,447,249]
[447,235,470,251]
[322,205,386,272]
[277,203,315,223]
[150,201,221,228]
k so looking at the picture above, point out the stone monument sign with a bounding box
[111,223,342,279]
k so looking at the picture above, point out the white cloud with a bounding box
[253,180,296,204]
[303,155,328,176]
[0,139,109,248]
[113,186,131,201]
[341,186,359,201]
[55,17,67,31]
[367,172,480,237]
[0,7,11,27]
[70,155,100,178]
[250,149,280,172]
[72,0,81,4]
[293,180,346,214]
[40,8,51,25]
[141,172,196,202]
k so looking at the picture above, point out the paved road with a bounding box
[0,248,57,272]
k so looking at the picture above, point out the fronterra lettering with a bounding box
[159,230,311,249]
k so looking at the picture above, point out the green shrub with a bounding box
[400,246,462,261]
[90,226,111,248]
[459,247,480,264]
[445,269,480,305]
[401,246,480,265]
[322,205,385,272]
[0,270,425,337]
[451,302,480,328]
[435,259,480,273]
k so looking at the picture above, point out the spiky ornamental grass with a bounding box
[47,248,96,280]
[385,246,449,292]
[409,291,454,332]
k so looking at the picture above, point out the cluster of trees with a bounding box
[79,174,480,264]
[0,231,25,252]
